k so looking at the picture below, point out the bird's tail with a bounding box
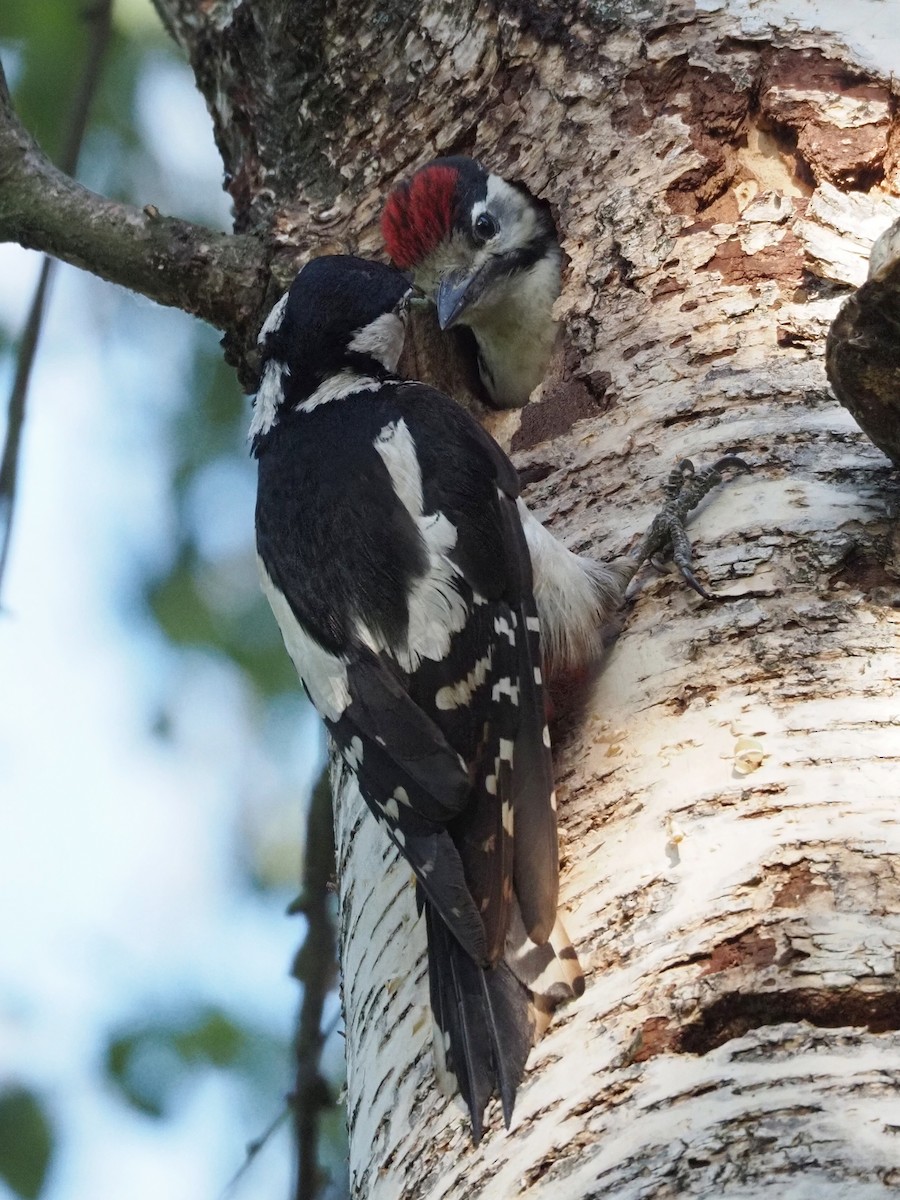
[425,900,583,1141]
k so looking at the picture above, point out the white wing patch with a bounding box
[364,416,471,674]
[398,511,469,673]
[249,359,289,439]
[374,419,424,518]
[491,677,519,706]
[257,555,351,720]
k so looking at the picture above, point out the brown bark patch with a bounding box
[630,1016,678,1063]
[705,228,805,287]
[758,49,892,189]
[511,350,611,452]
[630,59,750,218]
[511,382,601,452]
[679,987,900,1054]
[828,549,900,599]
[771,862,821,908]
[701,930,778,975]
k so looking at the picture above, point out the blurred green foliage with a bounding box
[0,1088,54,1200]
[105,1004,287,1120]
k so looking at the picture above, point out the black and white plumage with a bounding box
[252,255,583,1139]
[382,156,562,410]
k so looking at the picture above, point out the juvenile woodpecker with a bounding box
[382,157,745,679]
[252,255,584,1140]
[382,156,561,410]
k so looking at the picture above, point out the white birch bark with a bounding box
[331,2,900,1196]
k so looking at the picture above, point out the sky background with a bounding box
[0,4,338,1198]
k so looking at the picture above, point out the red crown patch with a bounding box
[381,164,460,269]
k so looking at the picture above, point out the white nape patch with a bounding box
[249,359,289,439]
[348,311,407,372]
[491,677,519,706]
[257,290,289,344]
[374,419,424,519]
[257,555,350,720]
[518,499,629,672]
[396,511,469,674]
[300,370,380,412]
[435,653,492,711]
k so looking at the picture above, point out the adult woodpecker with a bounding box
[252,255,584,1141]
[382,155,561,410]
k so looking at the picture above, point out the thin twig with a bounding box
[221,1105,291,1198]
[0,0,113,601]
[290,769,339,1200]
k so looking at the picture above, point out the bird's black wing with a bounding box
[390,382,559,946]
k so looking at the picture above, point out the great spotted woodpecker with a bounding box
[381,157,743,680]
[252,255,584,1140]
[382,156,561,411]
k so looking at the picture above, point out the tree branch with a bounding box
[0,55,269,339]
[289,770,339,1200]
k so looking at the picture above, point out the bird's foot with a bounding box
[631,456,749,599]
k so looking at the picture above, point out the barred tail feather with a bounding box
[505,904,584,1038]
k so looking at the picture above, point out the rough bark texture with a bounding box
[16,0,900,1195]
[827,215,900,467]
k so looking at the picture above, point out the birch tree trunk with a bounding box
[6,0,900,1195]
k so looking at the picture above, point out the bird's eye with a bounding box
[473,212,498,242]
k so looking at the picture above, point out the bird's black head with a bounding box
[381,156,559,331]
[250,255,413,443]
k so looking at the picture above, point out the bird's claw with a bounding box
[631,456,749,599]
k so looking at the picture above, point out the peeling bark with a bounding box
[9,0,900,1195]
